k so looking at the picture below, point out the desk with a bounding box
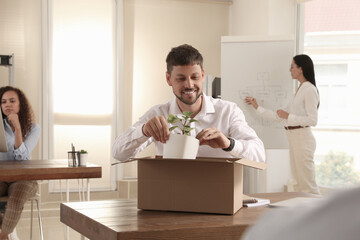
[0,159,102,201]
[0,159,102,240]
[0,159,101,181]
[60,192,315,240]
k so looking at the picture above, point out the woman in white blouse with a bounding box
[245,54,320,194]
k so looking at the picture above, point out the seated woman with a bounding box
[0,86,40,240]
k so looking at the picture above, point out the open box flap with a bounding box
[130,155,267,170]
[235,158,267,170]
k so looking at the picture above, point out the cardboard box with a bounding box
[135,156,267,215]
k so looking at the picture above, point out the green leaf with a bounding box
[182,116,189,122]
[167,111,200,136]
[183,111,193,118]
[183,126,194,133]
[169,126,178,132]
[167,114,181,123]
[189,119,200,124]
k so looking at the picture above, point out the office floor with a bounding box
[18,217,81,240]
[17,202,81,240]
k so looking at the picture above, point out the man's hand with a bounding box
[196,127,230,149]
[142,116,169,143]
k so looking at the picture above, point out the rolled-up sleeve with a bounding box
[112,122,154,162]
[112,105,167,162]
[256,106,287,124]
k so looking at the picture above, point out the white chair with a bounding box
[0,193,44,240]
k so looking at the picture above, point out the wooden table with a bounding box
[60,192,316,240]
[0,159,102,203]
[0,159,101,181]
[0,159,102,240]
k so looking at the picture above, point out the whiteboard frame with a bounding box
[221,35,296,149]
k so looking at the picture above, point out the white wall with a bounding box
[0,0,42,159]
[124,0,229,125]
[229,0,296,36]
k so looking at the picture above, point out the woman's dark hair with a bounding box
[293,54,316,87]
[166,44,203,74]
[0,86,35,139]
[293,54,320,108]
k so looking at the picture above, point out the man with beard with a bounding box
[112,44,265,163]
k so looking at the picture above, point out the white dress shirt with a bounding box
[112,94,265,162]
[256,81,319,127]
[0,120,40,160]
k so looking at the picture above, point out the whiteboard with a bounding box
[221,36,295,149]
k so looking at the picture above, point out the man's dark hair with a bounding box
[166,44,203,74]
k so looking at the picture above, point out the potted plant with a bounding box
[163,111,200,159]
[79,149,88,166]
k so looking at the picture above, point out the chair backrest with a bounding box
[0,196,9,213]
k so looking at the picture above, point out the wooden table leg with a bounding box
[66,180,69,240]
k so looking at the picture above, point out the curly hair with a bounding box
[0,86,35,139]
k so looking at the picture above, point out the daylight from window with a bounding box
[51,0,114,191]
[303,0,360,188]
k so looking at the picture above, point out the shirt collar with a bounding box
[169,92,215,117]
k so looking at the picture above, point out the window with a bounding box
[301,0,360,188]
[49,0,116,191]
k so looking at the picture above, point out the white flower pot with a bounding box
[163,133,199,159]
[79,153,88,166]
